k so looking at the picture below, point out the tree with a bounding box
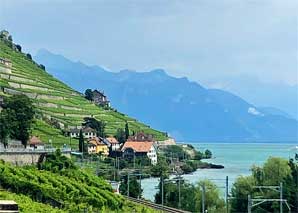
[195,180,225,212]
[155,178,225,212]
[125,122,129,140]
[119,175,142,198]
[230,176,255,212]
[231,157,296,213]
[15,44,22,52]
[83,117,105,138]
[78,129,84,153]
[204,149,212,158]
[162,145,190,161]
[26,53,32,60]
[8,35,12,42]
[115,128,126,144]
[262,157,291,185]
[39,149,76,172]
[2,94,35,147]
[39,64,45,70]
[84,89,93,101]
[0,111,11,148]
[150,155,170,178]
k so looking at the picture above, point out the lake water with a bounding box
[142,142,298,201]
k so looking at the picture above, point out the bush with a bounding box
[15,44,22,52]
[26,53,32,60]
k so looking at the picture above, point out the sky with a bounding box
[0,0,297,115]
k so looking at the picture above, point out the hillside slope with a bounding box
[35,49,298,142]
[0,38,167,146]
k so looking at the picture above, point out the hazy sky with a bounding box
[0,0,297,87]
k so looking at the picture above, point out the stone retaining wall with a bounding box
[0,152,71,165]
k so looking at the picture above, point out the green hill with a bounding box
[0,34,167,146]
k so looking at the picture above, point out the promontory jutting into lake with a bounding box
[0,1,297,212]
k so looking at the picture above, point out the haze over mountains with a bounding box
[35,49,298,142]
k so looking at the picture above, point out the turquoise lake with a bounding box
[142,142,298,201]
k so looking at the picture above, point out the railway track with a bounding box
[124,196,191,213]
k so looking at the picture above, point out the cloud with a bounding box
[0,0,297,86]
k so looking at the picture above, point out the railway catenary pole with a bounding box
[226,176,229,213]
[201,183,205,213]
[280,182,283,213]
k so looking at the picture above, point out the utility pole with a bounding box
[280,182,283,213]
[202,183,205,213]
[161,176,164,208]
[248,195,251,213]
[138,173,142,200]
[178,175,181,209]
[249,183,289,213]
[127,173,130,197]
[226,176,229,213]
[113,158,116,181]
[133,152,136,169]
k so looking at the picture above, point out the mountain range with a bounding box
[35,49,298,142]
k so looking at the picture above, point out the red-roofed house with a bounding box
[127,132,153,142]
[29,136,44,150]
[121,141,157,165]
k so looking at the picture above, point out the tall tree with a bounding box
[78,129,84,153]
[125,122,129,140]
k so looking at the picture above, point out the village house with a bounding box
[87,137,109,156]
[29,136,45,150]
[121,141,157,165]
[127,132,154,142]
[92,90,110,107]
[106,137,120,151]
[0,58,12,67]
[69,127,97,138]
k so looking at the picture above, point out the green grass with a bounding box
[0,38,168,145]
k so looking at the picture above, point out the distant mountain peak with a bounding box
[150,69,167,75]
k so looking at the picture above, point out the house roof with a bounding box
[93,90,106,97]
[70,127,96,134]
[106,137,119,144]
[121,141,154,153]
[29,136,44,145]
[127,132,154,142]
[88,137,106,146]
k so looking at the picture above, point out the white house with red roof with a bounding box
[121,141,157,165]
